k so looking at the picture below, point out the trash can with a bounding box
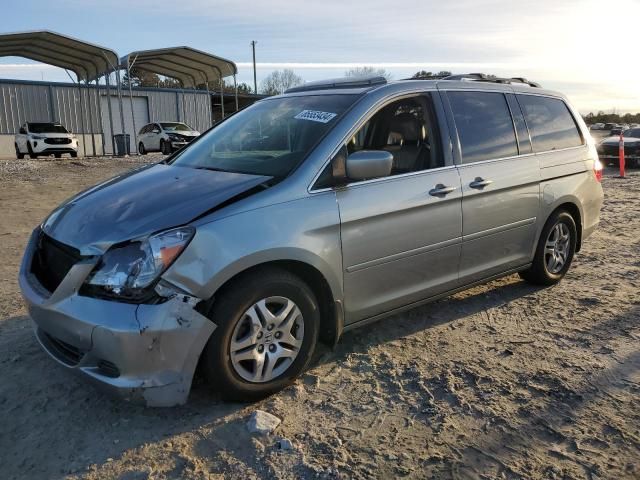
[113,134,130,156]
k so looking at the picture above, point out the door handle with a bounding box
[429,184,457,196]
[469,177,493,189]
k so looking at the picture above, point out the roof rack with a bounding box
[442,73,541,88]
[285,76,387,93]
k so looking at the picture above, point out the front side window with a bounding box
[346,94,443,174]
[448,91,518,164]
[170,94,358,178]
[517,95,583,152]
[313,94,443,189]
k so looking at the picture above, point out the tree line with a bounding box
[583,111,640,125]
[122,66,455,96]
[258,67,453,95]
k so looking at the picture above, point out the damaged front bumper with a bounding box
[18,229,216,407]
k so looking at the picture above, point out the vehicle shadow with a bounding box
[318,274,542,362]
[0,274,543,479]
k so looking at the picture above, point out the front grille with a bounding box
[44,138,72,145]
[173,134,195,142]
[31,232,83,293]
[41,331,84,365]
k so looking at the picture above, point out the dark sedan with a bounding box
[597,128,640,167]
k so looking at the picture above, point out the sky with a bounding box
[1,0,638,114]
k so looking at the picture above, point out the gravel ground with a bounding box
[0,155,638,480]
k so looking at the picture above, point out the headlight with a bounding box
[167,134,181,141]
[85,226,194,298]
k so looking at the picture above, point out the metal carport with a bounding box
[0,30,125,157]
[120,46,238,154]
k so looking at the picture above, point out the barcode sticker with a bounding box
[294,110,337,123]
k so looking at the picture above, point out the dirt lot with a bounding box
[1,156,639,480]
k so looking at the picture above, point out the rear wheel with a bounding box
[70,151,78,158]
[15,144,24,159]
[519,210,577,286]
[138,142,146,155]
[200,268,320,401]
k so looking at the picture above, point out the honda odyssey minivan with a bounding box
[19,75,604,406]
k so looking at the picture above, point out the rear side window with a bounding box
[448,91,518,163]
[517,95,583,152]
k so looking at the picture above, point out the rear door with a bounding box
[327,92,463,323]
[441,89,540,284]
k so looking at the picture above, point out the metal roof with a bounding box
[120,46,237,88]
[0,30,119,82]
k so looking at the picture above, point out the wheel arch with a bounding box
[544,199,583,252]
[192,253,345,347]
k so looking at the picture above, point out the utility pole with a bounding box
[251,40,257,94]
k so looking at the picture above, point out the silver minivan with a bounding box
[19,75,604,406]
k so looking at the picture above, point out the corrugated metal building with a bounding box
[0,78,260,158]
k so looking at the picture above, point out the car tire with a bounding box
[160,140,171,155]
[15,144,24,159]
[200,267,320,402]
[54,153,61,159]
[519,210,577,286]
[71,152,78,158]
[138,142,146,155]
[27,142,38,159]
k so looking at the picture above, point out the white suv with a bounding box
[137,122,200,155]
[15,122,78,159]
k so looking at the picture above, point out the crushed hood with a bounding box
[42,164,270,254]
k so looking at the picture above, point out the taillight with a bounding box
[593,158,603,182]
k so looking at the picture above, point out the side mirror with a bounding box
[19,127,26,134]
[345,150,393,181]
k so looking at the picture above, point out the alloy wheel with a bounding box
[229,296,304,383]
[544,222,571,274]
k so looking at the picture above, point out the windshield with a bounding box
[29,123,68,133]
[169,94,358,178]
[161,122,192,132]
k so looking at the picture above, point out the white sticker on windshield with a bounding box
[294,110,337,123]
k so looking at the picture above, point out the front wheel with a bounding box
[27,142,38,159]
[160,140,171,155]
[200,268,320,401]
[138,142,146,155]
[519,210,577,286]
[15,144,24,159]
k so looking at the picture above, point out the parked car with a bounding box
[19,75,604,406]
[610,126,625,137]
[15,122,78,159]
[597,127,640,167]
[137,121,200,155]
[589,123,605,130]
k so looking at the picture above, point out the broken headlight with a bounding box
[85,227,194,298]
